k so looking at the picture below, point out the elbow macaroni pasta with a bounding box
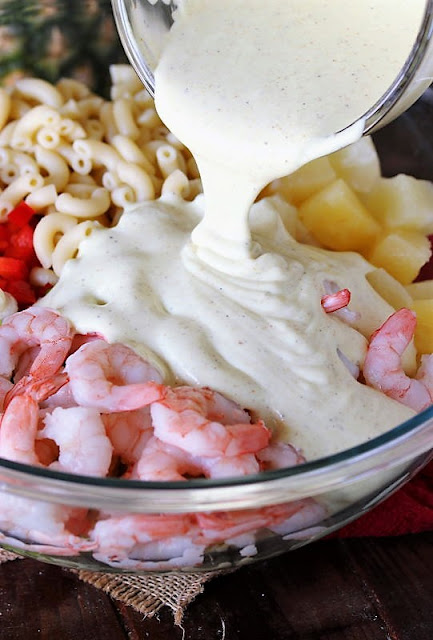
[116,161,155,201]
[113,99,140,140]
[35,146,70,192]
[56,78,91,102]
[0,173,44,208]
[25,184,58,210]
[15,78,64,109]
[11,106,61,150]
[51,220,101,276]
[111,135,155,175]
[29,266,59,288]
[0,290,18,320]
[111,185,136,208]
[162,169,190,199]
[0,89,11,131]
[0,64,202,278]
[56,187,111,218]
[33,212,78,269]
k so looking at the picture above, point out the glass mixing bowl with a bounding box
[0,90,433,576]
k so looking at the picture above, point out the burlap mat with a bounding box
[0,548,218,625]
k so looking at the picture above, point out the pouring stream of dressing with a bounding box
[155,0,426,260]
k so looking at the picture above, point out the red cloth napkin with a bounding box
[335,459,433,537]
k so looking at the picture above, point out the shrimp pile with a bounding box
[0,305,322,563]
[0,306,301,479]
[0,300,431,566]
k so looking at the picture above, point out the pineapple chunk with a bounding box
[367,230,431,285]
[268,156,337,206]
[364,174,433,233]
[329,137,380,193]
[406,280,433,300]
[366,268,413,310]
[411,299,433,354]
[298,178,381,252]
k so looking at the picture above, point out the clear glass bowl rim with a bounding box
[0,403,432,513]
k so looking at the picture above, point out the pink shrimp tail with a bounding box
[4,372,69,408]
[321,288,351,313]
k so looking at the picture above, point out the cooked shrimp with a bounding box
[200,453,260,478]
[322,280,359,324]
[0,306,73,380]
[150,386,270,457]
[102,407,153,463]
[133,434,261,481]
[256,441,304,471]
[269,499,327,538]
[69,332,105,354]
[12,345,40,382]
[0,394,39,465]
[4,370,68,408]
[363,308,433,411]
[90,513,195,559]
[0,373,68,465]
[0,493,95,551]
[0,531,93,556]
[92,535,205,569]
[39,406,113,477]
[65,340,165,412]
[195,503,310,545]
[133,436,203,481]
[0,376,13,411]
[321,288,351,313]
[40,380,77,409]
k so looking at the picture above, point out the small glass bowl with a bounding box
[0,91,433,573]
[111,0,433,136]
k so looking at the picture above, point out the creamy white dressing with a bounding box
[43,194,415,460]
[43,0,425,460]
[155,0,425,260]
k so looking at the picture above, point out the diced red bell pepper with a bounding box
[7,202,35,230]
[0,224,9,252]
[0,256,28,281]
[4,280,36,306]
[6,224,36,262]
[35,283,53,298]
[0,203,42,308]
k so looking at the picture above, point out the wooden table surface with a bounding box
[0,533,432,639]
